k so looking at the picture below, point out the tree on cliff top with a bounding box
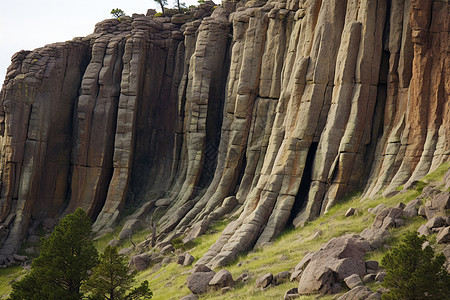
[83,245,152,300]
[153,0,168,15]
[381,232,450,300]
[9,208,98,300]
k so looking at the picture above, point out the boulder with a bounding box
[255,273,273,288]
[298,235,371,294]
[425,216,446,229]
[180,294,198,300]
[192,264,213,273]
[362,273,376,284]
[284,288,299,300]
[295,252,314,271]
[183,252,195,266]
[365,260,379,271]
[273,271,291,285]
[436,227,450,244]
[345,207,356,217]
[375,271,387,282]
[160,244,175,254]
[344,274,363,289]
[290,269,303,282]
[235,272,250,282]
[12,254,27,262]
[337,286,381,300]
[129,253,151,271]
[417,224,431,236]
[108,239,120,247]
[209,269,234,288]
[360,228,389,249]
[187,271,216,294]
[369,204,386,215]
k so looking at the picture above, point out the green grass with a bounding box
[0,267,26,299]
[0,163,448,299]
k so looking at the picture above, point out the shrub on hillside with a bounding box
[381,231,450,299]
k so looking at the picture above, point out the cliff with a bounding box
[0,0,448,268]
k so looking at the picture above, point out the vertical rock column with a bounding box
[159,8,232,234]
[0,41,89,254]
[68,30,127,218]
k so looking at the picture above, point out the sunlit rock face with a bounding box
[0,0,448,266]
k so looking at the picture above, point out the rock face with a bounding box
[0,0,449,267]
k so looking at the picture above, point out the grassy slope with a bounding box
[0,162,448,299]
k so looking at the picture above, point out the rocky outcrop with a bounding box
[0,0,449,266]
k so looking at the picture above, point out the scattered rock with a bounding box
[365,260,379,271]
[295,252,314,271]
[344,274,363,289]
[417,224,431,236]
[192,264,213,273]
[12,254,27,262]
[108,239,120,247]
[290,269,302,282]
[273,271,291,285]
[184,252,195,266]
[187,271,216,294]
[375,271,387,282]
[255,273,273,288]
[160,244,175,255]
[337,286,381,300]
[118,246,134,256]
[369,204,386,215]
[426,216,446,229]
[180,293,198,300]
[360,228,389,249]
[345,207,356,217]
[221,286,232,294]
[235,272,250,282]
[284,288,299,300]
[298,235,371,295]
[129,253,151,271]
[362,273,377,284]
[209,269,234,288]
[436,227,450,244]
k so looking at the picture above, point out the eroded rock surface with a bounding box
[0,0,449,266]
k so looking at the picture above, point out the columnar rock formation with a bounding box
[0,0,448,267]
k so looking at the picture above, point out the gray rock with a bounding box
[12,254,27,262]
[209,269,234,288]
[344,274,363,289]
[187,271,215,294]
[180,293,198,300]
[235,272,249,282]
[129,253,151,271]
[365,260,379,271]
[345,207,356,217]
[284,288,299,300]
[161,244,175,254]
[273,271,291,285]
[362,273,377,284]
[290,269,303,282]
[436,227,450,244]
[417,224,431,236]
[255,273,273,288]
[375,271,387,282]
[337,286,381,300]
[425,216,446,229]
[183,252,195,266]
[295,252,314,271]
[192,264,213,273]
[108,239,120,247]
[298,235,370,294]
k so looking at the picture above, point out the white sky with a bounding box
[0,0,201,83]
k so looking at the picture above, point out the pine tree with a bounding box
[9,208,98,300]
[381,231,450,300]
[83,245,152,300]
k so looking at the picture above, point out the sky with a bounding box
[0,0,201,82]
